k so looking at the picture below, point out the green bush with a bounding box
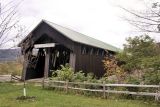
[73,70,86,82]
[126,76,140,85]
[52,64,98,83]
[143,69,160,85]
[85,73,96,82]
[52,64,74,81]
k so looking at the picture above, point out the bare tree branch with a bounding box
[120,7,160,23]
[0,0,24,48]
[119,2,160,33]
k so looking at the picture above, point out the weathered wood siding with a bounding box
[74,43,105,78]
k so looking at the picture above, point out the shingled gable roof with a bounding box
[19,20,120,52]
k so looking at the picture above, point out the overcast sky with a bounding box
[2,0,160,48]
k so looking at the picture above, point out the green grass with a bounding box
[0,83,159,107]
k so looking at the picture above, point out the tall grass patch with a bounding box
[0,61,23,75]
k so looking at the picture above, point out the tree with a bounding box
[0,0,24,48]
[103,56,124,83]
[121,1,160,33]
[117,35,160,70]
[116,35,160,84]
[103,35,160,84]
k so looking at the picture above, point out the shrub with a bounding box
[85,73,95,82]
[126,76,140,85]
[143,69,160,85]
[73,70,86,82]
[125,76,140,93]
[52,64,74,81]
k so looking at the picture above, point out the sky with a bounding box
[1,0,160,48]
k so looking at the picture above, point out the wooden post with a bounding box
[48,79,51,87]
[103,81,106,98]
[84,81,87,95]
[42,77,45,88]
[10,75,12,82]
[159,85,160,101]
[107,86,110,98]
[155,84,160,101]
[84,81,86,88]
[43,48,50,88]
[65,80,69,93]
[44,48,50,78]
[155,90,158,101]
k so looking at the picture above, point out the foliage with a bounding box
[52,64,74,81]
[99,76,116,84]
[143,68,160,85]
[103,35,160,84]
[125,76,141,85]
[103,56,124,83]
[116,35,160,85]
[85,73,96,82]
[117,35,159,71]
[52,64,97,82]
[73,70,86,82]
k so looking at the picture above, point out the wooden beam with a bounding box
[34,43,55,48]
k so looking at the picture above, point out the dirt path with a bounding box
[0,75,43,87]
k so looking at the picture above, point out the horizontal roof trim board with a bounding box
[34,43,56,48]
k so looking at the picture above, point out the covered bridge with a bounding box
[18,20,120,80]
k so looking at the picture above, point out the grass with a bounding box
[0,83,159,107]
[0,61,22,75]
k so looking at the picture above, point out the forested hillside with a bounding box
[0,49,21,62]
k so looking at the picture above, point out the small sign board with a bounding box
[34,43,56,48]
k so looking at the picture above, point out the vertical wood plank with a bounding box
[65,80,69,93]
[69,52,76,71]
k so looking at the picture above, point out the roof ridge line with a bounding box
[43,20,119,50]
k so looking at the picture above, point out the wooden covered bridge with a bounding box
[18,20,120,80]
